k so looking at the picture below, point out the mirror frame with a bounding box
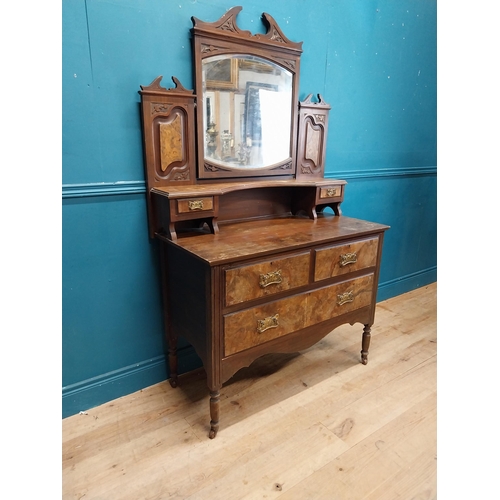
[191,6,303,180]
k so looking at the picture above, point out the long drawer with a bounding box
[224,252,310,307]
[224,274,374,356]
[314,237,378,281]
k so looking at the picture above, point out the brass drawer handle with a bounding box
[259,269,282,288]
[188,199,204,211]
[337,291,354,306]
[327,187,339,197]
[257,314,279,333]
[339,252,357,267]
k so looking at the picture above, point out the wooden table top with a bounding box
[152,178,348,199]
[163,215,389,265]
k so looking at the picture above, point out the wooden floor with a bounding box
[62,283,437,500]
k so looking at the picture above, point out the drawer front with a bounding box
[224,294,307,356]
[307,274,374,325]
[314,237,378,281]
[177,197,214,214]
[224,274,374,356]
[225,252,310,307]
[319,185,342,199]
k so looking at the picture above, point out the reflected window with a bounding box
[202,55,293,170]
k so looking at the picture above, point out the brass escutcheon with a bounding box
[337,291,354,306]
[257,314,279,333]
[339,252,357,267]
[188,199,204,211]
[259,269,282,288]
[327,188,338,197]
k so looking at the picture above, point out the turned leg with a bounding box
[168,335,178,388]
[160,241,178,388]
[209,388,221,439]
[361,324,371,365]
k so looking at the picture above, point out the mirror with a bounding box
[202,55,293,170]
[192,6,303,179]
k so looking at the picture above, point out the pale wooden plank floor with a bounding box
[62,283,437,500]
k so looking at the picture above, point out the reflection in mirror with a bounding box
[202,55,293,170]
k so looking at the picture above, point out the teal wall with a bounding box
[62,0,436,417]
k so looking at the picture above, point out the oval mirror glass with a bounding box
[202,54,293,170]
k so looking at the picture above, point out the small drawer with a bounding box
[224,252,310,307]
[314,237,378,281]
[177,197,214,214]
[319,185,342,199]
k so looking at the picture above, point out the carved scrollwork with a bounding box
[152,103,173,115]
[301,93,330,108]
[140,76,194,95]
[192,6,252,38]
[270,161,292,171]
[192,7,303,51]
[201,44,224,54]
[173,171,189,181]
[219,17,239,33]
[275,57,296,70]
[270,28,285,43]
[204,162,229,172]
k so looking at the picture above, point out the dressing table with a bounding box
[139,6,389,438]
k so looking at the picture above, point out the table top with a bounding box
[162,215,389,266]
[152,178,347,199]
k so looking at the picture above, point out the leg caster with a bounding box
[209,389,220,439]
[361,324,371,365]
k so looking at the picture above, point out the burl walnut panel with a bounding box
[224,273,374,356]
[314,237,378,281]
[224,294,307,356]
[307,274,374,324]
[224,252,310,306]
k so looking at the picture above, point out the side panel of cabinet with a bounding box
[295,95,331,180]
[164,242,212,370]
[139,77,197,237]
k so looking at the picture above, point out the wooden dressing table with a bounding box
[139,7,389,438]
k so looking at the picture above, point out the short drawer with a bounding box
[177,197,214,214]
[319,185,342,199]
[224,293,307,356]
[224,274,374,356]
[307,274,374,325]
[224,252,310,307]
[314,237,378,281]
